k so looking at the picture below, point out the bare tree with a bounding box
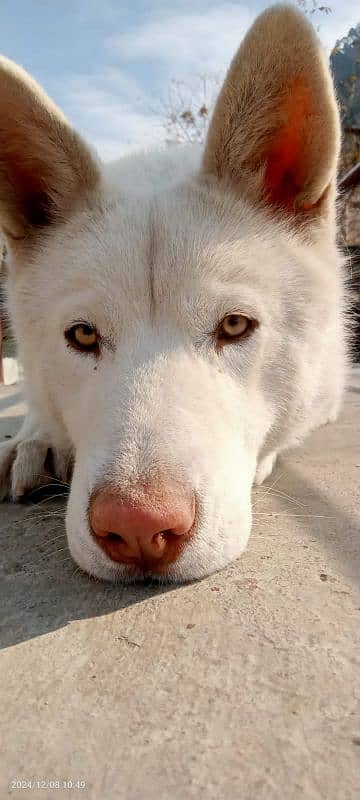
[296,0,331,19]
[161,74,220,146]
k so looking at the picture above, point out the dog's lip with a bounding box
[120,559,176,578]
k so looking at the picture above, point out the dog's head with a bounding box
[0,6,341,581]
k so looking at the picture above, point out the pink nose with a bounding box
[89,481,196,572]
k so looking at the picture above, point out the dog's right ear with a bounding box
[0,57,100,244]
[202,5,340,228]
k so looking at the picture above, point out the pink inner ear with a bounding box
[263,80,316,213]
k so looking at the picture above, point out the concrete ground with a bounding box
[0,374,359,800]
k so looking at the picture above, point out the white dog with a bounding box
[0,6,347,582]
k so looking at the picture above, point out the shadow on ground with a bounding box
[0,493,182,651]
[1,457,359,651]
[0,391,23,413]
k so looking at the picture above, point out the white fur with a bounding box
[0,7,347,582]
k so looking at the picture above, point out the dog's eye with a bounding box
[216,314,255,345]
[65,323,99,354]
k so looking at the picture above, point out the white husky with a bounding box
[0,6,346,582]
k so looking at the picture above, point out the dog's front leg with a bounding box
[0,411,72,501]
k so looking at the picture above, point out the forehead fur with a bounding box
[18,158,335,344]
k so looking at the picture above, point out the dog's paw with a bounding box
[0,440,17,501]
[0,436,72,501]
[254,452,278,486]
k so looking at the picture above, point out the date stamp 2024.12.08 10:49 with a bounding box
[9,779,87,792]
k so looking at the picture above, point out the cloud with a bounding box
[106,0,360,70]
[56,0,360,160]
[61,73,162,160]
[106,2,255,77]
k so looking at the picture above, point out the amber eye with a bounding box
[216,313,255,345]
[65,323,99,354]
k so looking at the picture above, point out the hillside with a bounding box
[331,23,360,128]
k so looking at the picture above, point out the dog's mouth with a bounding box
[118,562,179,583]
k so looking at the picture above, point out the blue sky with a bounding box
[1,0,359,160]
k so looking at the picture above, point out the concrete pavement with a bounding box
[1,373,359,799]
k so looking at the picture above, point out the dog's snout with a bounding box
[90,481,195,572]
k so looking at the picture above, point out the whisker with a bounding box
[25,490,69,507]
[253,512,333,519]
[252,471,285,504]
[36,480,70,490]
[71,566,83,580]
[34,533,66,546]
[32,560,75,576]
[253,483,308,510]
[25,510,65,522]
[9,516,65,535]
[34,546,70,563]
[41,534,67,546]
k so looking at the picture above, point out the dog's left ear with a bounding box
[0,56,100,244]
[202,5,340,224]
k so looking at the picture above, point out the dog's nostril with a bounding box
[107,532,124,543]
[160,530,178,542]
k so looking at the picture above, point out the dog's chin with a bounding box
[67,546,187,584]
[67,535,198,584]
[67,547,217,585]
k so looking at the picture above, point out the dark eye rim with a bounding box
[64,322,100,356]
[215,314,259,347]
